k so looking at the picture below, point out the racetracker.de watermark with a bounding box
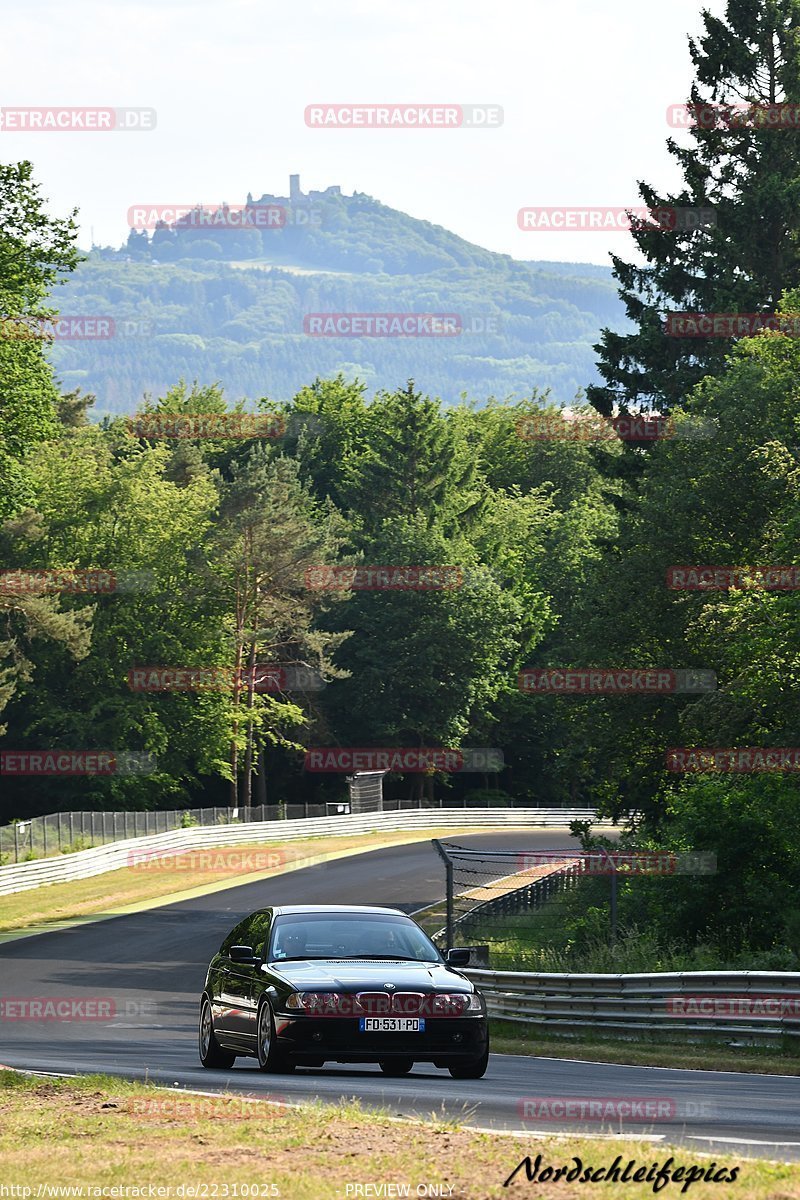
[0,107,156,131]
[304,565,463,591]
[305,103,502,128]
[125,413,285,440]
[515,412,715,442]
[127,848,290,872]
[668,102,800,129]
[125,1095,287,1121]
[519,669,716,694]
[303,313,462,337]
[304,748,504,772]
[0,316,120,340]
[0,751,156,776]
[666,565,800,590]
[281,991,481,1017]
[664,312,800,336]
[517,1096,716,1122]
[666,747,800,773]
[668,994,800,1018]
[517,207,716,232]
[0,997,155,1020]
[127,665,325,692]
[515,851,716,875]
[127,204,288,230]
[0,569,153,595]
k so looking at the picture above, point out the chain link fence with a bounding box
[430,840,582,949]
[0,795,547,863]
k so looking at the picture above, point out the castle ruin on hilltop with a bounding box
[247,175,342,207]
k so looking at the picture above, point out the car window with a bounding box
[268,914,440,962]
[219,911,271,957]
[248,912,272,960]
[219,917,252,956]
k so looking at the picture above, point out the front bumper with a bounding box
[274,1014,488,1063]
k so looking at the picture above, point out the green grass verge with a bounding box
[491,1019,800,1075]
[0,1070,796,1198]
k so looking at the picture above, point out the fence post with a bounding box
[68,812,74,848]
[58,813,63,851]
[431,839,454,950]
[43,817,47,858]
[13,823,19,864]
[603,848,618,943]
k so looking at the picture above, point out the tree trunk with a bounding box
[256,747,267,808]
[242,640,258,807]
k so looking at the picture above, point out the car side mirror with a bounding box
[229,945,256,964]
[445,948,471,966]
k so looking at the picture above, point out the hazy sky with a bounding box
[0,0,725,265]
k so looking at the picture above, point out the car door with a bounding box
[221,911,274,1049]
[213,915,260,1044]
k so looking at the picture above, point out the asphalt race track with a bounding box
[1,829,799,1161]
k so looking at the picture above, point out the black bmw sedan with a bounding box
[199,904,489,1078]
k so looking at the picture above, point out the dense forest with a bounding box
[3,0,800,967]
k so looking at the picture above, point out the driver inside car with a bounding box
[361,927,400,956]
[275,928,307,959]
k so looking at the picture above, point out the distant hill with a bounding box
[48,177,629,414]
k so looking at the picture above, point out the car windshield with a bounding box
[268,913,441,963]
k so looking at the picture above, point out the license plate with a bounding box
[359,1017,425,1032]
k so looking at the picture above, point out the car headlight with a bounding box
[284,991,345,1013]
[431,992,484,1014]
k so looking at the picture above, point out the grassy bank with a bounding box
[0,1070,795,1199]
[467,892,800,973]
[490,1020,800,1076]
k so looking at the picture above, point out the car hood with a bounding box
[265,959,473,992]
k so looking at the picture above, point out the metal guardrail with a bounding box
[466,967,800,1042]
[0,798,588,863]
[0,808,615,896]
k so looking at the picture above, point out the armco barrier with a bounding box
[466,967,800,1043]
[0,808,615,896]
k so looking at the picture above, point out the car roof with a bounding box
[267,904,408,917]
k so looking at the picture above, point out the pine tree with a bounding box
[589,0,800,416]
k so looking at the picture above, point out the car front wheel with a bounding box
[447,1045,489,1079]
[198,998,236,1069]
[256,1000,295,1073]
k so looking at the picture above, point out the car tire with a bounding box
[256,1000,295,1073]
[378,1058,413,1076]
[198,997,236,1069]
[447,1045,489,1079]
